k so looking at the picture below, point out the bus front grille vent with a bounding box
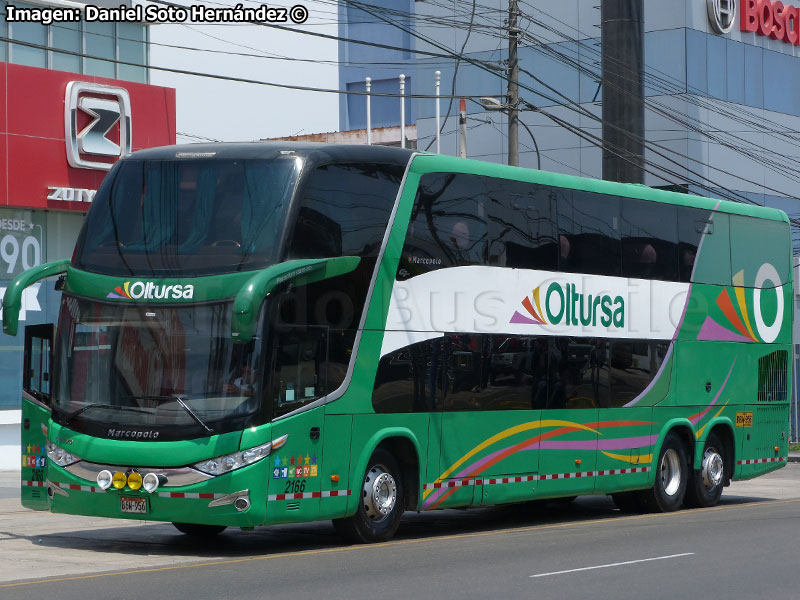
[757,350,788,402]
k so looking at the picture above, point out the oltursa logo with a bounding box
[510,286,548,325]
[510,282,625,328]
[107,281,194,300]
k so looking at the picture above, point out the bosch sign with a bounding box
[709,0,800,43]
[741,0,800,42]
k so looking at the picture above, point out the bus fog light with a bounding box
[97,470,113,490]
[112,472,127,490]
[127,472,143,491]
[234,497,250,512]
[143,473,161,493]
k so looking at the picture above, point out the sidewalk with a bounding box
[789,450,800,463]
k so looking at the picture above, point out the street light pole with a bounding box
[508,0,519,167]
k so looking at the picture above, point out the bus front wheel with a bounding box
[172,522,227,537]
[641,433,688,512]
[333,449,404,543]
[684,431,725,508]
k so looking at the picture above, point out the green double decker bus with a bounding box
[6,143,792,543]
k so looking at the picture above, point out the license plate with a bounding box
[120,496,148,514]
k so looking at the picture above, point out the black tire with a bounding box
[640,432,689,512]
[611,491,645,513]
[684,431,726,508]
[172,522,227,537]
[333,449,404,543]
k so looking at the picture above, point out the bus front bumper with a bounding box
[45,461,268,528]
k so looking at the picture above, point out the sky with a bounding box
[147,0,341,143]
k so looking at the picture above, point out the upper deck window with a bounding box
[74,157,300,277]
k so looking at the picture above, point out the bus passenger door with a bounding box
[266,326,327,523]
[20,324,55,510]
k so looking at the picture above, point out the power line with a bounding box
[0,35,491,100]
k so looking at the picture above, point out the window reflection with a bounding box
[372,335,670,412]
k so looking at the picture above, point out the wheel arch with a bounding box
[695,419,736,481]
[349,428,423,515]
[648,419,695,486]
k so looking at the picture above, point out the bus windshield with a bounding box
[52,296,265,441]
[74,156,301,277]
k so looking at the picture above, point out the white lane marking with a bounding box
[530,552,695,578]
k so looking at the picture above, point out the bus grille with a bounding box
[757,350,788,402]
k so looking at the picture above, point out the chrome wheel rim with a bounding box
[362,464,397,522]
[660,448,682,497]
[701,448,724,489]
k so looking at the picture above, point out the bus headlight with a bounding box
[193,441,273,476]
[45,441,81,467]
[142,473,161,493]
[96,470,113,490]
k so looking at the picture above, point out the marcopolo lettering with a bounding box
[741,0,800,44]
[545,282,625,328]
[107,428,160,440]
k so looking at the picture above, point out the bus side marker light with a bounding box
[112,472,127,490]
[331,474,340,483]
[775,446,780,453]
[575,459,582,466]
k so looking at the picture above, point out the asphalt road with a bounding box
[2,467,799,600]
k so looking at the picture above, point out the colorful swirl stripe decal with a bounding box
[424,420,655,510]
[427,419,600,490]
[732,270,758,340]
[601,451,653,464]
[697,269,762,342]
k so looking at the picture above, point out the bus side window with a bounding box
[608,341,670,407]
[677,206,717,283]
[23,324,55,406]
[488,181,558,271]
[271,326,328,418]
[398,173,488,280]
[621,198,679,281]
[372,338,443,413]
[558,190,621,277]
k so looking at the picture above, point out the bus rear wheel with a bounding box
[684,432,725,508]
[640,432,688,512]
[172,523,227,537]
[333,449,404,544]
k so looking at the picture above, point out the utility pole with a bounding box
[458,98,468,158]
[507,0,519,167]
[601,0,644,183]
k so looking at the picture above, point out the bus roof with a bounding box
[127,143,787,224]
[128,142,414,169]
[410,153,790,224]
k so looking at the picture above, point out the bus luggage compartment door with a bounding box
[20,324,55,511]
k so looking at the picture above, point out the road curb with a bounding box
[788,455,800,464]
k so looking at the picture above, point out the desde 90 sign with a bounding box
[0,212,43,277]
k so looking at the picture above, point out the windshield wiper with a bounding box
[121,395,214,435]
[64,403,151,425]
[173,395,214,435]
